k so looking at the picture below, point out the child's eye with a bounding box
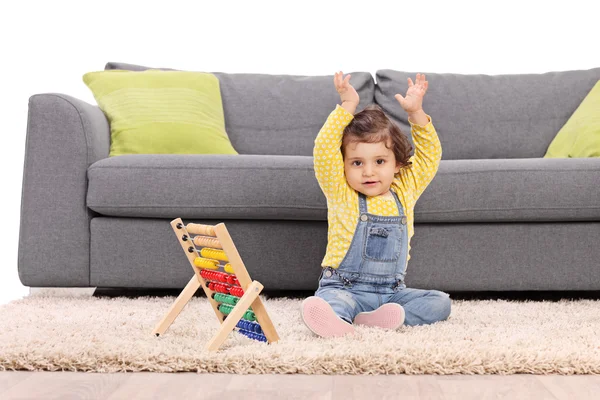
[377,159,385,165]
[352,161,362,166]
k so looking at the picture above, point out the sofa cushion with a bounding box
[414,158,600,223]
[544,80,600,158]
[83,70,238,157]
[87,155,600,222]
[87,154,326,220]
[104,62,375,157]
[375,68,600,160]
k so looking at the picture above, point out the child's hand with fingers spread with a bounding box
[395,73,428,114]
[334,71,359,115]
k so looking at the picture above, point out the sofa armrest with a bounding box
[18,94,110,287]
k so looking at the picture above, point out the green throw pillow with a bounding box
[83,70,238,156]
[544,80,600,158]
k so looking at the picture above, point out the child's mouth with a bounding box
[363,181,378,186]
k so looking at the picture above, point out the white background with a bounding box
[1,0,598,305]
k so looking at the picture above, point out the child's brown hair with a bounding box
[341,104,413,170]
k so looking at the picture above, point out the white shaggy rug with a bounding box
[1,295,599,374]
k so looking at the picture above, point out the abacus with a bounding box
[152,218,279,351]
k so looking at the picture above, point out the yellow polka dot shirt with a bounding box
[313,105,442,271]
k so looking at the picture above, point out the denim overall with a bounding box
[315,191,451,326]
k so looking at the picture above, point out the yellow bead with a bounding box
[200,248,228,262]
[224,263,235,274]
[194,257,219,270]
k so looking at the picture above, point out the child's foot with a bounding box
[301,296,354,338]
[353,303,405,330]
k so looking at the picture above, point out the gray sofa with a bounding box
[18,62,600,293]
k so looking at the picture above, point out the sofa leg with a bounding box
[29,287,97,297]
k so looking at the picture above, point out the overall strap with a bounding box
[390,190,405,216]
[358,192,368,214]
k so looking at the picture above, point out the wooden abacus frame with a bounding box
[152,218,279,351]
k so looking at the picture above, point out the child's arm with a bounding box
[395,112,442,201]
[336,71,359,115]
[313,72,358,199]
[393,74,442,201]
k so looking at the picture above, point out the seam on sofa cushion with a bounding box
[88,166,316,172]
[419,207,600,213]
[87,204,326,209]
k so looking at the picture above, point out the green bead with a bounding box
[214,293,226,303]
[219,304,233,315]
[243,310,256,321]
[214,293,239,306]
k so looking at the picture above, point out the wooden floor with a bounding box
[1,372,599,399]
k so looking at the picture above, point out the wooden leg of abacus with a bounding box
[213,223,280,345]
[152,274,201,336]
[205,280,263,352]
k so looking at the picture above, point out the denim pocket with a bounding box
[364,224,402,262]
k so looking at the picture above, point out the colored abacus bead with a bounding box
[214,293,239,306]
[200,247,229,262]
[236,320,263,334]
[243,310,256,321]
[249,321,263,334]
[211,282,229,294]
[194,257,219,270]
[201,270,214,280]
[224,263,235,274]
[218,304,234,315]
[238,329,267,342]
[236,320,248,332]
[238,329,249,339]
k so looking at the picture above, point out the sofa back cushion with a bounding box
[374,68,600,160]
[83,70,238,157]
[105,62,375,156]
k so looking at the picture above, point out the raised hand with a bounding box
[334,71,360,107]
[395,73,428,114]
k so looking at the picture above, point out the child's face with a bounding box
[343,138,402,197]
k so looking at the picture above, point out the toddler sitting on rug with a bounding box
[302,72,452,337]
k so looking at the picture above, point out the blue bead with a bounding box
[236,327,267,343]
